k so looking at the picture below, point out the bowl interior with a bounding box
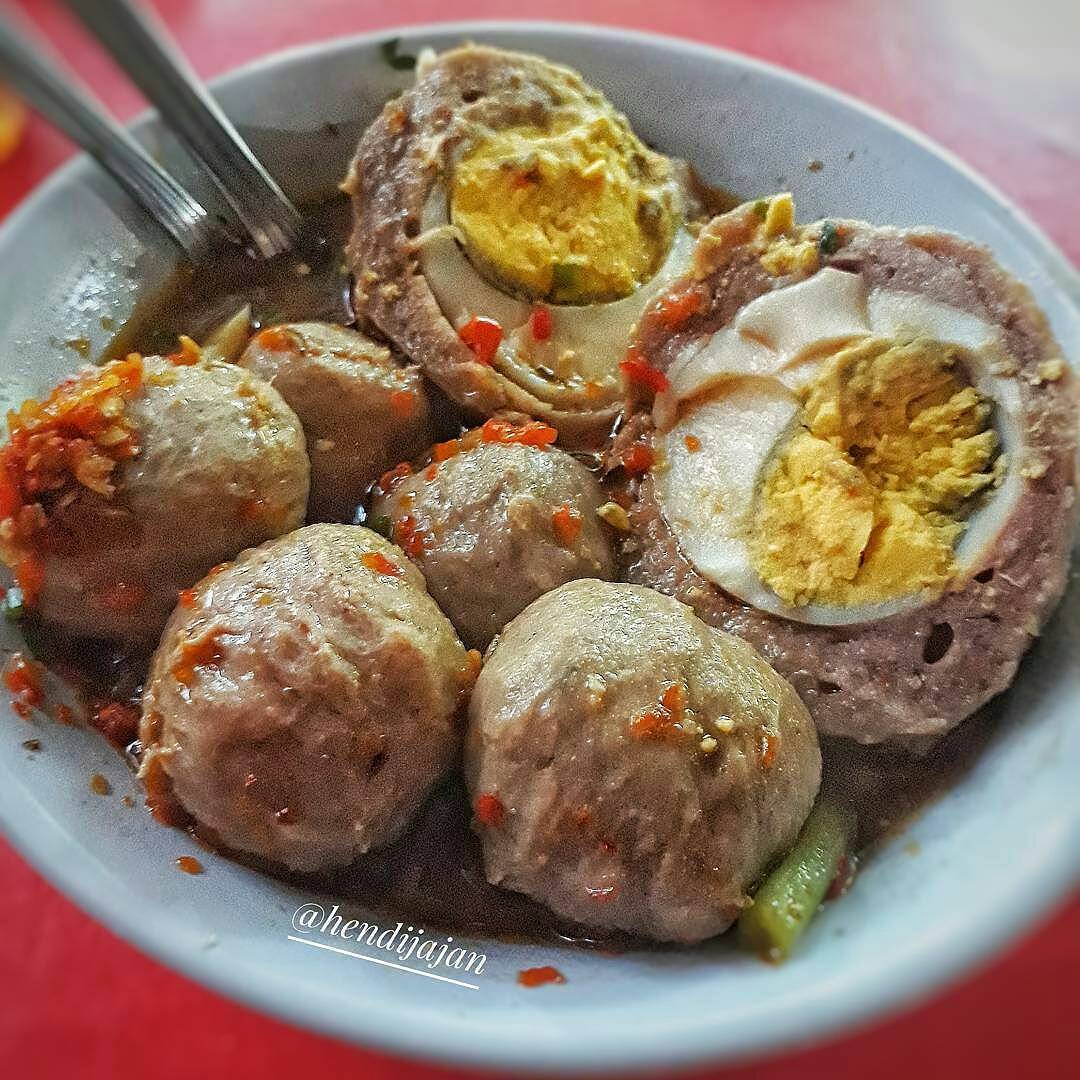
[0,22,1077,1073]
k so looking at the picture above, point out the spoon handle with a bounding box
[0,10,224,261]
[62,0,302,259]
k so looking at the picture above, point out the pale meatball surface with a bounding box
[240,322,440,522]
[2,355,309,646]
[372,436,616,649]
[466,579,821,943]
[140,524,476,872]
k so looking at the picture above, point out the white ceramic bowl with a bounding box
[0,22,1077,1074]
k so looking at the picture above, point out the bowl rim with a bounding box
[0,19,1077,1074]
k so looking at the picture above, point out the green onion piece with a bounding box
[752,198,770,220]
[739,796,856,962]
[550,262,579,295]
[3,587,25,622]
[380,38,417,72]
[368,515,393,540]
[819,220,841,255]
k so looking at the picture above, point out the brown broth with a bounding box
[104,198,355,361]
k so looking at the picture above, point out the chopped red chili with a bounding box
[474,792,505,827]
[392,514,431,559]
[656,287,706,329]
[461,648,482,686]
[166,336,202,365]
[254,326,297,352]
[530,306,553,342]
[684,434,702,453]
[620,443,655,475]
[175,855,204,875]
[361,551,403,577]
[0,355,145,601]
[620,348,670,394]
[517,966,566,987]
[761,730,780,769]
[480,418,558,447]
[0,466,19,520]
[172,631,227,687]
[389,389,416,418]
[552,504,582,546]
[459,316,503,366]
[376,461,413,495]
[630,681,688,741]
[431,438,461,462]
[91,700,141,747]
[14,556,45,607]
[3,653,43,718]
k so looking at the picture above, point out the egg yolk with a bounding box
[449,114,675,305]
[750,337,1002,608]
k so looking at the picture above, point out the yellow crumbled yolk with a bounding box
[449,114,675,304]
[750,337,1003,607]
[760,235,820,277]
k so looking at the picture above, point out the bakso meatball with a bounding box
[0,353,309,646]
[465,579,821,943]
[345,44,712,446]
[240,322,441,522]
[370,421,617,649]
[139,524,476,872]
[616,193,1078,744]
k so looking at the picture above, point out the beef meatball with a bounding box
[616,195,1078,745]
[371,424,617,649]
[0,353,309,646]
[344,45,713,447]
[239,322,442,522]
[139,524,476,873]
[465,579,821,943]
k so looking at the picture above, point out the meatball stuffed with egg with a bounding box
[614,194,1078,745]
[345,44,717,446]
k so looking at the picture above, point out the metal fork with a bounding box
[62,0,301,258]
[0,7,227,260]
[0,0,301,260]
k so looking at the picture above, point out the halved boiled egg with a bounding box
[652,266,1026,625]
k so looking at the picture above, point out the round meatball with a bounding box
[0,354,309,646]
[371,432,617,649]
[344,45,711,448]
[139,524,475,872]
[465,579,821,943]
[240,322,442,522]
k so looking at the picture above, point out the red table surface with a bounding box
[1,1,1077,1077]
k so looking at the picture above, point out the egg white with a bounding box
[652,268,1025,626]
[418,182,697,411]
